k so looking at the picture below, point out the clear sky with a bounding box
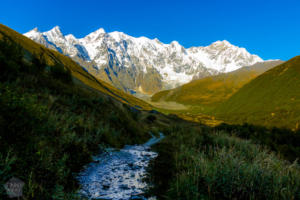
[1,0,299,60]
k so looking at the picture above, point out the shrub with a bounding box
[50,63,72,83]
[147,114,156,123]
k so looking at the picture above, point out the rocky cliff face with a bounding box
[24,26,263,94]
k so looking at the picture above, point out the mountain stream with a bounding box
[77,132,165,200]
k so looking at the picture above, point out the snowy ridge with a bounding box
[24,26,263,93]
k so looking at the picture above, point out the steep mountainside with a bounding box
[151,60,283,108]
[0,24,151,110]
[214,56,300,129]
[24,26,263,94]
[0,24,155,199]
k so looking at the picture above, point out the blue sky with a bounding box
[1,0,299,60]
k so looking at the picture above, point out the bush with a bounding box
[147,114,156,123]
[0,37,23,81]
[50,63,72,83]
[215,123,300,162]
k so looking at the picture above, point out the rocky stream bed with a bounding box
[77,133,165,200]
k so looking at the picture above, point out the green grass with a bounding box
[151,61,282,108]
[149,125,300,200]
[214,56,300,129]
[0,27,150,199]
[215,123,300,162]
[151,57,300,130]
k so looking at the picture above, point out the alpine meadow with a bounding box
[0,1,300,200]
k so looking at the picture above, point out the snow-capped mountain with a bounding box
[24,26,263,94]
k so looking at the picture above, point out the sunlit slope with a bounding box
[215,56,300,129]
[0,24,151,110]
[151,61,282,108]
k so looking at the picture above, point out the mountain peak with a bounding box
[45,26,64,38]
[84,27,106,41]
[52,25,61,31]
[95,27,105,34]
[170,40,182,48]
[24,27,41,37]
[153,38,160,43]
[65,34,76,41]
[32,27,39,32]
[171,40,180,45]
[50,26,62,33]
[212,40,232,46]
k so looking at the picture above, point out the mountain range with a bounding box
[0,24,151,110]
[22,25,299,129]
[24,26,263,94]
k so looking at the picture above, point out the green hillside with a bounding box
[151,61,282,109]
[215,56,300,129]
[0,24,158,199]
[0,24,152,110]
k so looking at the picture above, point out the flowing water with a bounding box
[77,133,165,200]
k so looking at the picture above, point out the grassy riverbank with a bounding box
[149,124,300,200]
[0,30,150,199]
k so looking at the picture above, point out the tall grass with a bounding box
[0,35,148,199]
[150,125,300,200]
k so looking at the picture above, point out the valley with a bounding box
[151,60,283,108]
[0,22,299,200]
[150,56,300,130]
[23,24,299,130]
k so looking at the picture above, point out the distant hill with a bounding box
[214,56,300,129]
[151,60,283,109]
[0,24,152,110]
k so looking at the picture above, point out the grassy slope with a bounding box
[0,24,152,110]
[215,56,300,129]
[149,125,300,200]
[151,61,282,109]
[0,24,159,199]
